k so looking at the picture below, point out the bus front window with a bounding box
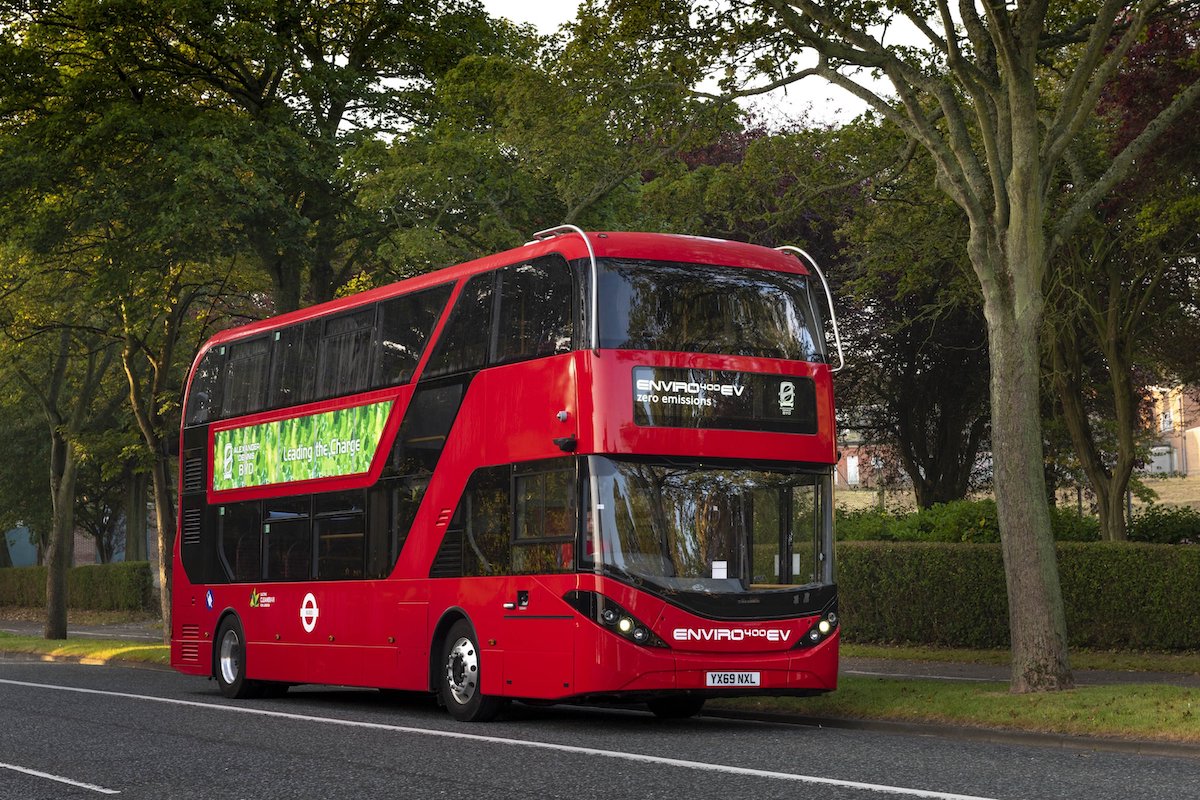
[596,259,826,362]
[584,457,833,594]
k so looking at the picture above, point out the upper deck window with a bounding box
[596,260,826,362]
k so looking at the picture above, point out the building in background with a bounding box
[1148,385,1200,475]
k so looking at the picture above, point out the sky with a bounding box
[478,0,874,126]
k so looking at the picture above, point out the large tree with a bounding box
[660,0,1200,690]
[26,0,510,310]
[0,6,265,638]
[1046,8,1200,541]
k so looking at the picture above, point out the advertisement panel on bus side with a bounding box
[211,400,392,492]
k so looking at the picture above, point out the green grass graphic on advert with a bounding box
[212,401,392,490]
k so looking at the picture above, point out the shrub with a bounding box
[1048,506,1101,541]
[0,566,46,606]
[1128,504,1200,544]
[838,500,1105,543]
[893,500,1000,543]
[837,541,1200,650]
[0,562,154,610]
[834,508,895,541]
[838,542,1007,647]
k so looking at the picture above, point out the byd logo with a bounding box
[673,628,792,642]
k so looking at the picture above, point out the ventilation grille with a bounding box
[429,530,462,578]
[180,642,200,663]
[182,456,205,494]
[181,624,200,640]
[181,509,202,546]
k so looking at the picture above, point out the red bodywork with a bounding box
[171,232,839,699]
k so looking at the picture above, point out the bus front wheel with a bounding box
[214,616,262,699]
[439,620,506,722]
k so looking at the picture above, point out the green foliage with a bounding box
[1047,505,1102,542]
[834,507,895,541]
[1128,504,1200,544]
[836,500,1102,543]
[838,542,1200,650]
[0,562,154,610]
[838,542,1007,647]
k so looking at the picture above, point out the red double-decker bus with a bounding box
[171,228,842,721]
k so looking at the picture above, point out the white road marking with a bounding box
[0,677,1003,800]
[0,761,120,794]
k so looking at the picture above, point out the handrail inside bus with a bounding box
[529,224,600,356]
[775,246,845,373]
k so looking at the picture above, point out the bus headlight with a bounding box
[563,590,669,648]
[796,607,839,648]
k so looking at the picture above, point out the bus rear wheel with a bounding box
[214,616,262,699]
[439,620,506,722]
[647,696,706,719]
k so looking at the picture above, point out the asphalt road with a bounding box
[0,659,1194,800]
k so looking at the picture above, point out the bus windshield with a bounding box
[584,457,833,594]
[596,259,826,361]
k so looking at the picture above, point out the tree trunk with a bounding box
[44,430,78,640]
[983,267,1074,691]
[124,466,149,561]
[151,453,175,645]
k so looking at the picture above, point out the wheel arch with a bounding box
[428,606,473,693]
[211,608,243,680]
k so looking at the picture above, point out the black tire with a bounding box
[214,616,262,699]
[438,620,506,722]
[647,696,706,719]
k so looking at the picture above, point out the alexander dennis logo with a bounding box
[222,442,234,482]
[778,381,796,416]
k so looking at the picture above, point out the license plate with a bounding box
[706,671,760,687]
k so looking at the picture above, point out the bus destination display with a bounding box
[632,366,817,433]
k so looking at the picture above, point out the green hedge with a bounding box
[836,499,1102,543]
[836,499,1200,545]
[838,542,1200,650]
[0,562,155,611]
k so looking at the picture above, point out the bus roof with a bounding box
[200,231,814,350]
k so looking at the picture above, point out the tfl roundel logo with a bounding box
[300,593,320,633]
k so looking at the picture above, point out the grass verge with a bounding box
[843,643,1200,675]
[713,676,1199,743]
[0,632,168,666]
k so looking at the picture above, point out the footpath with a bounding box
[3,615,1198,758]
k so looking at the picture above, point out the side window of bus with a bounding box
[316,491,365,580]
[222,337,271,418]
[219,503,262,582]
[185,348,225,426]
[270,322,318,408]
[366,475,428,578]
[384,380,467,478]
[513,462,576,573]
[422,273,495,379]
[494,256,574,365]
[369,378,468,578]
[460,466,512,577]
[375,283,453,387]
[264,496,311,581]
[316,307,376,399]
